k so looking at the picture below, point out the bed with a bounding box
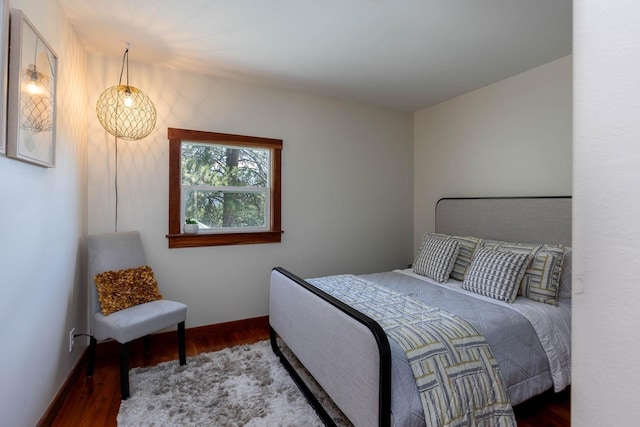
[269,196,572,427]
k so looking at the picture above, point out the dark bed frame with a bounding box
[269,196,572,427]
[269,267,392,426]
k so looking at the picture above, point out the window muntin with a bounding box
[167,128,282,248]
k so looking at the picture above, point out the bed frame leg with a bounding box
[269,327,337,427]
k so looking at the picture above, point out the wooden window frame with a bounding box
[167,127,282,248]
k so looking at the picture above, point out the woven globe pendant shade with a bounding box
[21,66,54,132]
[96,84,157,140]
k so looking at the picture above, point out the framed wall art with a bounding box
[0,0,8,155]
[6,9,57,167]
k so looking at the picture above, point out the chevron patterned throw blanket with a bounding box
[309,274,516,427]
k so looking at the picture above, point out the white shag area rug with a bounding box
[117,340,351,426]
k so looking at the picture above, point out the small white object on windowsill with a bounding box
[183,223,199,234]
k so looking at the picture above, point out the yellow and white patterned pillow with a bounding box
[481,240,566,305]
[417,232,482,281]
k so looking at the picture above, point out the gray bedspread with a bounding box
[360,272,553,427]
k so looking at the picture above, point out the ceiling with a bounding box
[59,0,572,112]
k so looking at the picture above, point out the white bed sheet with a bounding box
[396,268,571,392]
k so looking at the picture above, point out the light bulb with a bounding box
[26,80,43,95]
[24,67,44,95]
[123,93,134,107]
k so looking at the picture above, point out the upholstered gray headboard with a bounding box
[435,197,572,246]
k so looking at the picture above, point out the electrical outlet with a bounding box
[69,328,75,352]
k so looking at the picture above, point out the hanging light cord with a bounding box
[118,48,129,87]
[114,133,119,232]
[114,47,129,232]
[32,37,38,72]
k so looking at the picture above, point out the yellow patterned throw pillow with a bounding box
[94,265,162,315]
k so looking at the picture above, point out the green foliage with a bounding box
[181,143,269,228]
[185,218,198,224]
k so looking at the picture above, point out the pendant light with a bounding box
[22,36,54,132]
[96,47,156,141]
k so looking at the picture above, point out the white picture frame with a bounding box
[0,0,9,155]
[6,9,57,167]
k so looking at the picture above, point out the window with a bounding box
[167,128,282,248]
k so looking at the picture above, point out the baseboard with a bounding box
[37,316,269,425]
[37,347,89,427]
[186,315,269,340]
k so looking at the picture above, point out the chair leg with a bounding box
[143,334,151,354]
[120,342,130,399]
[87,336,97,377]
[178,321,186,365]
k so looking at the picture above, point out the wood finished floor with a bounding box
[50,323,570,426]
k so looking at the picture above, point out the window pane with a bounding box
[184,189,267,229]
[181,142,269,187]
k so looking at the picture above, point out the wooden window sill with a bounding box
[166,230,283,248]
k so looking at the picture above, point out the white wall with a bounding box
[413,56,572,250]
[87,56,414,327]
[0,1,88,426]
[573,2,640,425]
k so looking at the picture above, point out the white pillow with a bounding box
[558,247,572,299]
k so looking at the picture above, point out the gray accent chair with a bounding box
[86,231,187,399]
